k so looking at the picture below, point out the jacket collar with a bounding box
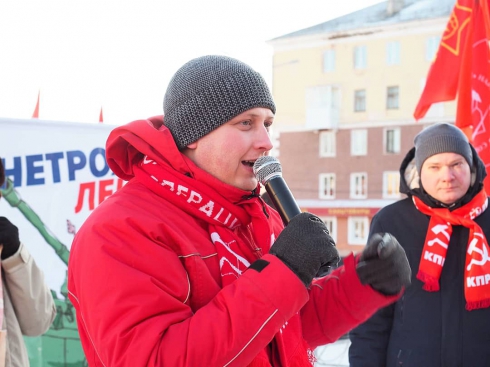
[106,115,259,205]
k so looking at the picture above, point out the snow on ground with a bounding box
[314,337,350,367]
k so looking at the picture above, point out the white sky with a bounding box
[0,0,382,125]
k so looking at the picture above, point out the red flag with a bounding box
[32,90,40,119]
[483,0,490,36]
[99,107,104,124]
[413,0,473,119]
[455,0,490,191]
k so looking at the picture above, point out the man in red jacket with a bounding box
[68,55,411,366]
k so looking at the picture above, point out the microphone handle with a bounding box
[264,176,302,225]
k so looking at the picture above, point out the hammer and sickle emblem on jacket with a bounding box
[428,224,450,249]
[211,232,250,276]
[467,233,490,271]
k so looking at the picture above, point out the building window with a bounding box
[319,131,336,157]
[386,86,399,109]
[305,85,340,130]
[383,171,401,199]
[321,216,337,243]
[350,172,367,199]
[319,173,336,199]
[354,89,366,112]
[384,127,401,154]
[323,49,336,72]
[351,129,367,156]
[426,36,441,61]
[348,216,369,245]
[354,45,367,69]
[386,41,401,65]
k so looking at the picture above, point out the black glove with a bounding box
[0,217,21,259]
[270,212,340,287]
[356,233,411,295]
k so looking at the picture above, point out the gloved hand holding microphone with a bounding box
[254,156,339,287]
[254,156,411,293]
[269,212,340,287]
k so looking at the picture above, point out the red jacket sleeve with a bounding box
[68,216,309,367]
[300,254,401,349]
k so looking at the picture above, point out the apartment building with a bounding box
[268,0,458,256]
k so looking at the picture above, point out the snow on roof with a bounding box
[271,0,455,41]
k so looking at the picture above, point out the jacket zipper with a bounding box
[246,225,263,259]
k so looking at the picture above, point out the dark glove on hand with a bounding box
[0,217,21,260]
[269,212,340,287]
[356,233,411,295]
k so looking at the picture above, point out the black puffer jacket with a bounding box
[349,146,490,367]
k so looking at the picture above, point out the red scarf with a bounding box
[134,156,314,367]
[413,189,490,310]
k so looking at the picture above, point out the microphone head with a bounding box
[253,156,282,185]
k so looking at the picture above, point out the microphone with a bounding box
[253,156,301,225]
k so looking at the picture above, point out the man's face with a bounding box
[420,152,471,205]
[183,107,274,191]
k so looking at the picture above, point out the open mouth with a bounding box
[242,160,256,167]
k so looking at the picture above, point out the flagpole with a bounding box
[32,90,40,119]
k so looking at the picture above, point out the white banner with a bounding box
[0,118,118,298]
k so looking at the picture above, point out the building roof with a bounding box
[271,0,455,41]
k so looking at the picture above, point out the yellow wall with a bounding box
[272,21,457,130]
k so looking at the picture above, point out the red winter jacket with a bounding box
[68,116,398,366]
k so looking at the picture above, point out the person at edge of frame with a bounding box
[349,122,490,367]
[0,158,56,367]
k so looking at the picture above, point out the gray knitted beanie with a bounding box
[414,123,473,172]
[163,55,276,149]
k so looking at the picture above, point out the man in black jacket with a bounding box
[349,123,490,367]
